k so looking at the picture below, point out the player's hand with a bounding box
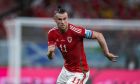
[105,52,118,62]
[47,45,55,60]
[47,51,55,60]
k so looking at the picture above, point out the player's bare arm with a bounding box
[92,31,118,62]
[47,45,55,60]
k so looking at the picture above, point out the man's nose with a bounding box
[61,20,65,23]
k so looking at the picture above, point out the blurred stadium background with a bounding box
[0,0,140,84]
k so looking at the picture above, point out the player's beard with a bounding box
[59,24,68,33]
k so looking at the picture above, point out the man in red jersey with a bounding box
[47,6,118,84]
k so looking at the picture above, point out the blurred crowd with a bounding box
[0,0,140,39]
[30,0,140,19]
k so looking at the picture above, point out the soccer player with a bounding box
[47,6,118,84]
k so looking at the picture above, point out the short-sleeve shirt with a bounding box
[48,23,89,72]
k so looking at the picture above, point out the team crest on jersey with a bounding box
[67,36,72,43]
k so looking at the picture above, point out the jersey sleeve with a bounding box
[48,30,56,46]
[69,24,93,39]
[76,26,86,38]
[77,26,93,39]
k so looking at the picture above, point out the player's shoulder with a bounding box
[69,23,85,34]
[48,27,58,34]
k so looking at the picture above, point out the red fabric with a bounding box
[48,23,89,72]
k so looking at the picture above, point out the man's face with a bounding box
[54,12,68,31]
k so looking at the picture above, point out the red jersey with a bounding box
[48,23,89,72]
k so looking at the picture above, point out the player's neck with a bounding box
[59,28,68,33]
[59,25,68,33]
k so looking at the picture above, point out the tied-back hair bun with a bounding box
[56,5,66,13]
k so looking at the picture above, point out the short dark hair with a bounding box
[55,6,67,14]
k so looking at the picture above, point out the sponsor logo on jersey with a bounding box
[67,36,72,43]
